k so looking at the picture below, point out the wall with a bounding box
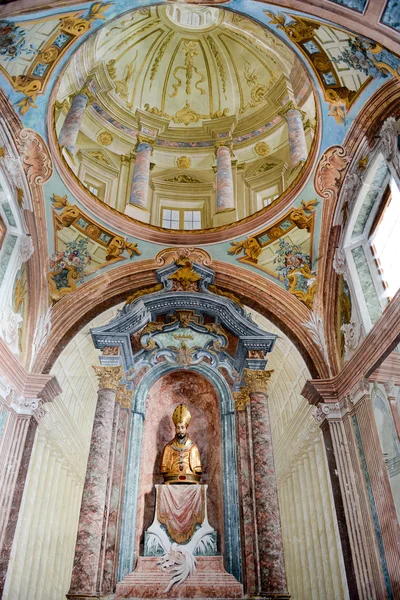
[249,309,349,600]
[3,306,119,600]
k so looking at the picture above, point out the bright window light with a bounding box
[371,178,400,298]
[183,211,201,230]
[162,209,180,229]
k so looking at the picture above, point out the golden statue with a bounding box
[160,404,202,484]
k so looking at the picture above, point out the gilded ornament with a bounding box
[106,236,141,261]
[176,156,191,169]
[254,142,270,157]
[97,131,113,146]
[126,283,163,304]
[117,384,133,409]
[243,369,273,394]
[228,237,262,263]
[168,260,202,291]
[166,174,200,183]
[93,366,124,390]
[169,40,206,98]
[205,35,227,99]
[155,247,212,267]
[233,388,250,411]
[39,47,59,64]
[254,162,275,175]
[88,151,110,164]
[289,199,318,233]
[208,284,242,306]
[150,31,174,88]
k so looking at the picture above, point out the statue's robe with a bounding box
[160,437,202,484]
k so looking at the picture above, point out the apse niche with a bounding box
[53,5,317,233]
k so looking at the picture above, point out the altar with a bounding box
[116,484,242,598]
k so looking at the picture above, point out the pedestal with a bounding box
[116,484,243,599]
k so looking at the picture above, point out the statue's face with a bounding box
[175,421,187,440]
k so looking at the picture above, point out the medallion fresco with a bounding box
[0,0,398,311]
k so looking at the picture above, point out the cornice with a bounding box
[302,288,400,405]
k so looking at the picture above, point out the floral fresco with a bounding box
[336,38,400,80]
[0,21,36,61]
[273,238,316,308]
[47,238,92,303]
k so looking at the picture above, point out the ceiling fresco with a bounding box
[0,0,399,349]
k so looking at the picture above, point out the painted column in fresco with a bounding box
[281,103,307,167]
[101,387,131,594]
[216,143,235,212]
[68,366,123,599]
[243,369,289,598]
[58,91,90,154]
[234,390,258,595]
[129,138,153,209]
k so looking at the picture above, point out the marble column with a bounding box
[280,102,307,167]
[67,365,123,599]
[243,369,289,598]
[216,143,235,212]
[129,138,153,209]
[234,391,258,595]
[100,386,131,595]
[58,91,90,154]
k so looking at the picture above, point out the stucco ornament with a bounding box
[0,305,23,355]
[155,247,212,267]
[17,128,53,185]
[31,306,52,364]
[302,311,330,371]
[314,145,350,202]
[341,320,362,361]
[333,247,346,275]
[378,117,399,163]
[18,234,34,266]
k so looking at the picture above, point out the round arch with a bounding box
[33,258,329,378]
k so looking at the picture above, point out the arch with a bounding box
[118,362,241,584]
[315,79,400,376]
[32,258,329,378]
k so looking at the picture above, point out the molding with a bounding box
[32,259,329,379]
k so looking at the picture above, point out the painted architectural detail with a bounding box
[58,92,90,154]
[129,141,153,209]
[302,311,330,368]
[216,143,235,212]
[17,128,53,185]
[378,117,400,175]
[315,145,350,201]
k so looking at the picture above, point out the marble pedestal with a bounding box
[115,556,243,598]
[116,485,242,598]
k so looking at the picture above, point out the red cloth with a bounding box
[157,485,205,544]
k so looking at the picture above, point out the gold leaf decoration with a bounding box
[176,156,191,169]
[206,35,227,99]
[150,31,174,88]
[97,131,113,146]
[254,142,270,156]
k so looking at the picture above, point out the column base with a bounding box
[250,594,291,599]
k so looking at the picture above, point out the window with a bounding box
[183,211,201,230]
[369,178,400,299]
[162,209,180,229]
[85,183,100,197]
[263,194,279,207]
[162,209,202,230]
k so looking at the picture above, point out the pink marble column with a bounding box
[216,143,235,212]
[281,104,307,167]
[129,140,153,209]
[243,369,289,598]
[58,92,90,154]
[67,366,123,599]
[234,390,258,595]
[100,389,131,594]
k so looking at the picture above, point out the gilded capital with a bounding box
[93,366,123,391]
[233,388,250,411]
[243,369,273,394]
[136,133,155,153]
[215,140,233,156]
[117,384,133,409]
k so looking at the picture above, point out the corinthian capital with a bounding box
[243,369,273,394]
[93,366,123,391]
[233,388,250,411]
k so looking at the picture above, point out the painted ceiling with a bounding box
[0,0,399,367]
